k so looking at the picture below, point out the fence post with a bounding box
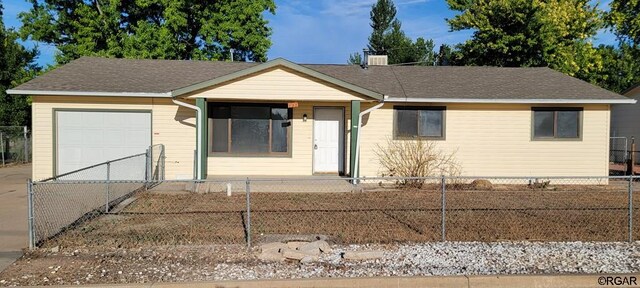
[629,137,636,176]
[158,144,164,180]
[441,175,446,242]
[629,175,634,242]
[0,132,5,166]
[246,177,251,249]
[23,126,29,163]
[105,162,111,213]
[145,148,151,186]
[27,179,35,250]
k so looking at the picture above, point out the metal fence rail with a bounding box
[27,174,640,249]
[0,126,30,166]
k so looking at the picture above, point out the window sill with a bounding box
[393,136,446,141]
[208,153,292,158]
[531,137,582,142]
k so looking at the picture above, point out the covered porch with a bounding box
[173,59,384,180]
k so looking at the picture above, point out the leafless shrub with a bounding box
[374,138,462,188]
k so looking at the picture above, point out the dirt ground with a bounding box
[35,180,640,248]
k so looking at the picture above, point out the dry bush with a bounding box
[374,138,462,188]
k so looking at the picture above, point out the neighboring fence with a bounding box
[0,126,30,166]
[610,137,629,165]
[27,174,640,249]
[28,144,165,248]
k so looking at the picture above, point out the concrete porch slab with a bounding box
[198,175,356,193]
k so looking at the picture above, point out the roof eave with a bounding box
[170,58,385,101]
[6,89,172,98]
[385,97,637,104]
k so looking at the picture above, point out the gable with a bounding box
[185,66,374,102]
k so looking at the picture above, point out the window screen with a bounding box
[394,106,445,138]
[532,108,581,139]
[209,103,291,155]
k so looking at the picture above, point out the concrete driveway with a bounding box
[0,164,30,272]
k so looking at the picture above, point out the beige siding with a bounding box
[359,103,610,177]
[186,67,368,102]
[31,96,196,180]
[611,87,640,140]
[207,102,352,175]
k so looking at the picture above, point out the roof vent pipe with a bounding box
[363,49,369,69]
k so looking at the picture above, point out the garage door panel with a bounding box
[56,111,151,179]
[58,127,84,144]
[126,129,150,146]
[83,129,105,146]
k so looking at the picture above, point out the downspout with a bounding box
[354,97,386,179]
[172,97,202,180]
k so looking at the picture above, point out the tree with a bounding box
[19,0,276,64]
[350,0,436,65]
[606,0,640,48]
[447,0,603,78]
[601,0,640,92]
[368,0,397,55]
[436,44,453,66]
[348,52,363,65]
[0,1,39,126]
[593,44,639,93]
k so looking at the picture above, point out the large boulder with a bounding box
[470,179,493,190]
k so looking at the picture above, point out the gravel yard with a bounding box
[1,241,639,286]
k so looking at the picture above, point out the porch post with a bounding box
[350,100,360,177]
[196,98,208,179]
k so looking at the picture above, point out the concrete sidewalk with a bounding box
[41,274,640,288]
[0,164,31,272]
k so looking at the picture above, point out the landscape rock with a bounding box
[342,250,384,260]
[260,242,287,253]
[300,255,318,264]
[50,246,60,253]
[282,248,317,260]
[286,241,308,249]
[298,240,331,253]
[257,250,284,262]
[470,179,492,190]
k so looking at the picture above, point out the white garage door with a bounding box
[56,111,151,178]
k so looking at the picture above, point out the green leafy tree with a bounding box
[436,44,453,66]
[601,0,640,92]
[19,0,276,64]
[606,0,640,48]
[0,1,39,126]
[350,0,436,65]
[593,44,639,93]
[447,0,603,78]
[348,52,363,65]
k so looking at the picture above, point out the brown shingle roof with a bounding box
[10,56,629,101]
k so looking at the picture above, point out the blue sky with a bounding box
[2,0,618,66]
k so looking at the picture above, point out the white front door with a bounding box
[313,107,344,174]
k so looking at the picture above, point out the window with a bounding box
[532,108,582,140]
[209,103,292,155]
[394,106,445,139]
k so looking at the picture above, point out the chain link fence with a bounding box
[28,145,165,247]
[0,126,30,166]
[610,137,628,165]
[28,174,640,249]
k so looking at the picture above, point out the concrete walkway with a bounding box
[30,274,640,288]
[0,164,30,272]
